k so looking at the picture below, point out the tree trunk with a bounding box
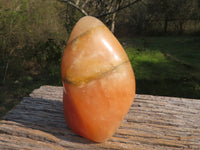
[179,20,184,34]
[111,13,116,33]
[164,16,168,33]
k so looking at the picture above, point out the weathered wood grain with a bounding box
[0,85,200,149]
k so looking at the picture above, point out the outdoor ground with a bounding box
[121,36,200,99]
[1,36,200,119]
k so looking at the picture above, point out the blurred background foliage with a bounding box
[0,0,200,118]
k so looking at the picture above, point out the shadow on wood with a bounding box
[4,97,95,143]
[0,85,200,149]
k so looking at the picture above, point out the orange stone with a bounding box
[61,16,135,142]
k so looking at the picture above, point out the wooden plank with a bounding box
[0,85,200,149]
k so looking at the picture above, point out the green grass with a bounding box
[120,36,200,99]
[0,75,62,120]
[1,36,200,120]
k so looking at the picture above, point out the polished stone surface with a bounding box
[61,16,135,142]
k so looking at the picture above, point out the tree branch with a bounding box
[81,0,90,9]
[96,0,142,18]
[58,0,88,16]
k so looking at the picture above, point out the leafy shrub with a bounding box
[0,0,67,85]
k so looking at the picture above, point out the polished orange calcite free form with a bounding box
[61,16,135,142]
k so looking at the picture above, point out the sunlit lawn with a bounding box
[1,36,200,119]
[121,36,200,99]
